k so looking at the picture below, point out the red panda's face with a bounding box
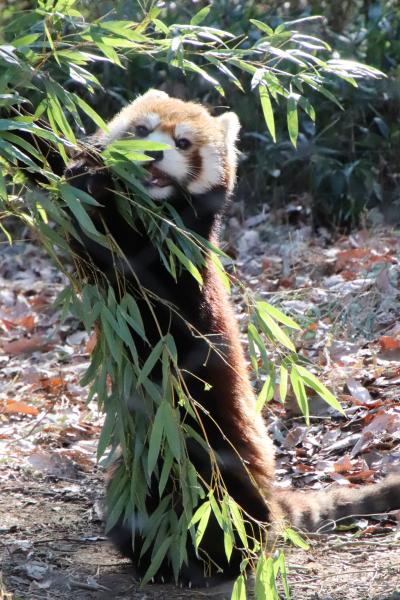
[105,90,240,200]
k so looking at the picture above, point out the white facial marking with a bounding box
[144,112,161,130]
[148,185,174,200]
[147,130,188,181]
[107,114,131,142]
[175,123,194,140]
[187,144,223,194]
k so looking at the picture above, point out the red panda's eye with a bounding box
[176,138,191,150]
[136,125,150,137]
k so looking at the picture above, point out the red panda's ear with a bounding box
[141,89,169,100]
[217,112,241,146]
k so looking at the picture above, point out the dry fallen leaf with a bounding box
[85,331,97,354]
[16,314,36,331]
[1,400,39,417]
[3,335,54,356]
[379,336,400,351]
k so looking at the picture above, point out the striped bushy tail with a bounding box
[275,473,400,532]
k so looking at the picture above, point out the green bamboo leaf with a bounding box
[44,22,60,66]
[140,495,172,556]
[190,5,210,26]
[147,403,165,476]
[255,554,277,600]
[208,493,223,529]
[279,365,288,403]
[163,403,181,461]
[37,221,70,252]
[166,239,203,285]
[275,551,290,600]
[0,171,7,201]
[66,183,102,207]
[59,184,99,235]
[259,86,276,142]
[47,94,76,144]
[290,368,309,424]
[1,131,42,162]
[298,96,316,122]
[120,294,147,341]
[74,95,109,131]
[0,137,38,169]
[228,498,248,549]
[294,365,344,414]
[256,301,301,330]
[107,139,171,153]
[12,33,40,47]
[221,497,234,561]
[283,527,310,550]
[195,503,211,548]
[287,94,299,148]
[224,529,233,562]
[256,375,274,413]
[0,220,11,243]
[93,40,122,66]
[137,338,163,386]
[100,307,122,364]
[158,450,173,496]
[248,322,268,366]
[97,404,116,460]
[250,19,273,35]
[153,18,170,35]
[105,486,130,533]
[231,575,247,600]
[257,311,295,352]
[189,500,211,527]
[141,536,172,584]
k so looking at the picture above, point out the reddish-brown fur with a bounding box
[56,91,400,584]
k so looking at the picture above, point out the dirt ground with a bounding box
[1,467,399,600]
[1,221,399,600]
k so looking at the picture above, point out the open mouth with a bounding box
[144,164,174,188]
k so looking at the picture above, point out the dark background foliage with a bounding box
[2,0,399,229]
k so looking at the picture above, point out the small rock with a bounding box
[238,230,260,255]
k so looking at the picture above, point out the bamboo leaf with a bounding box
[283,527,310,550]
[228,498,248,549]
[74,95,109,131]
[141,536,173,584]
[147,403,165,476]
[275,551,290,599]
[256,375,274,413]
[166,239,203,285]
[290,368,309,424]
[59,184,99,235]
[256,301,301,330]
[97,404,116,460]
[163,403,181,461]
[287,94,299,148]
[195,503,211,548]
[294,365,344,414]
[190,6,210,26]
[137,338,163,386]
[158,451,173,497]
[259,86,276,142]
[189,500,211,527]
[250,19,273,35]
[257,311,296,352]
[279,365,288,403]
[231,575,247,600]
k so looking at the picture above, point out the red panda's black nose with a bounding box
[146,150,164,162]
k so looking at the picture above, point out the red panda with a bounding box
[18,90,400,586]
